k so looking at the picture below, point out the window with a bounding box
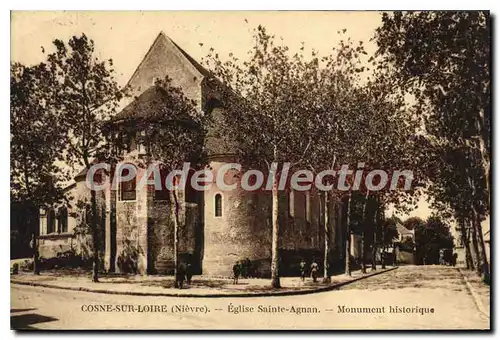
[57,207,68,233]
[185,169,197,203]
[47,208,56,234]
[120,166,136,201]
[154,168,170,201]
[215,194,222,217]
[137,130,148,155]
[39,208,47,235]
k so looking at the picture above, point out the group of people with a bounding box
[232,258,254,284]
[300,259,320,282]
[232,258,322,284]
[175,262,193,289]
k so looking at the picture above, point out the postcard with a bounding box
[10,10,491,330]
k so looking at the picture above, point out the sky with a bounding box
[11,11,383,85]
[10,10,438,221]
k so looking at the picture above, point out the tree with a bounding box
[305,32,370,279]
[403,217,425,231]
[45,34,124,282]
[11,62,65,262]
[414,216,453,265]
[375,11,490,202]
[374,11,490,282]
[203,26,319,288]
[126,76,206,287]
[11,63,64,205]
[346,72,425,275]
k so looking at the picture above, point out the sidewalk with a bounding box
[458,268,490,318]
[11,266,396,297]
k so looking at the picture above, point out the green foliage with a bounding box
[45,33,125,168]
[403,216,425,230]
[203,25,322,170]
[374,11,490,220]
[414,215,454,264]
[10,63,65,206]
[375,12,490,278]
[380,216,399,247]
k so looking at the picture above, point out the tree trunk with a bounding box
[89,188,100,282]
[381,219,386,269]
[169,188,181,288]
[360,191,370,274]
[33,232,40,275]
[477,130,490,212]
[469,218,481,274]
[459,218,474,270]
[472,208,490,284]
[371,204,379,270]
[271,175,280,288]
[84,155,100,283]
[323,191,331,283]
[345,193,352,276]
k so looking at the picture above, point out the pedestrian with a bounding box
[452,253,458,267]
[439,249,445,265]
[310,259,319,283]
[176,263,186,289]
[186,262,193,285]
[299,259,307,281]
[233,261,241,284]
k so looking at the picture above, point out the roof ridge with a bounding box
[168,38,211,77]
[125,32,166,90]
[125,32,208,91]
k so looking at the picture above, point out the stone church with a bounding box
[38,32,349,277]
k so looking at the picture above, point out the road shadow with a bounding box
[11,308,36,313]
[11,313,58,330]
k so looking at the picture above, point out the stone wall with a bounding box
[38,234,74,258]
[147,200,173,274]
[202,159,272,277]
[201,159,343,277]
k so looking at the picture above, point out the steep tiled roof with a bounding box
[112,86,167,121]
[113,32,211,121]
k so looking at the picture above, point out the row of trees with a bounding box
[374,11,490,283]
[202,25,427,286]
[12,12,490,286]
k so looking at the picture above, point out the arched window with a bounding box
[47,208,56,234]
[120,165,136,201]
[185,169,197,204]
[58,206,68,233]
[215,194,222,217]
